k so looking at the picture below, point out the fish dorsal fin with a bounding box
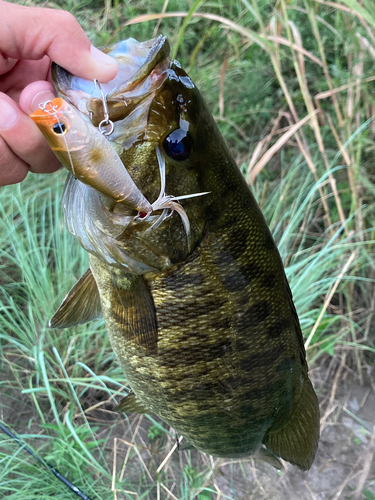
[49,268,102,328]
[263,376,320,471]
[115,391,150,414]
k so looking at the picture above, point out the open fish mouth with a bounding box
[37,35,209,271]
[52,35,171,126]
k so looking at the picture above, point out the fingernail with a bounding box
[91,46,118,66]
[0,99,18,130]
[30,90,56,113]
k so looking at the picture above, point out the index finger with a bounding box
[0,0,118,82]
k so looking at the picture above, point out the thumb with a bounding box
[0,1,118,82]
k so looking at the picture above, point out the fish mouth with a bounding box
[52,35,171,126]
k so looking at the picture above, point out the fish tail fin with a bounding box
[263,377,320,471]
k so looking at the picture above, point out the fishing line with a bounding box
[62,131,77,178]
[0,422,93,500]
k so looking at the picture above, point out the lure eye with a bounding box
[163,128,193,161]
[52,122,67,135]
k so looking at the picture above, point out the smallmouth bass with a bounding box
[31,36,319,470]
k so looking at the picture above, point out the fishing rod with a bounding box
[0,422,93,500]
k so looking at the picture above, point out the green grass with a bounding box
[2,0,375,499]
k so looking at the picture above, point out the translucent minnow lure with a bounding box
[31,98,208,236]
[30,98,152,214]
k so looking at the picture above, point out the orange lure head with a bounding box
[30,98,90,153]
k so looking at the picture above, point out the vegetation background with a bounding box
[1,0,375,498]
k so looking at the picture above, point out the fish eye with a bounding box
[163,128,193,161]
[52,122,67,135]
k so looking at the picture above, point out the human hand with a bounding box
[0,0,118,186]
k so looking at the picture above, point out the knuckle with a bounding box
[24,132,61,172]
[0,136,10,164]
[26,136,46,157]
[0,137,28,186]
[54,10,82,34]
[9,166,28,185]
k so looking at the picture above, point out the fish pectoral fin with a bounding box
[115,392,150,414]
[255,446,283,470]
[111,274,158,354]
[263,376,320,471]
[49,268,102,328]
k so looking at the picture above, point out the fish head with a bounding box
[49,36,240,273]
[52,35,171,126]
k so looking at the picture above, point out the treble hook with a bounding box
[94,79,114,137]
[39,100,58,116]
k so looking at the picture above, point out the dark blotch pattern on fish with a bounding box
[221,269,248,292]
[220,178,239,199]
[157,297,226,324]
[240,378,288,403]
[239,344,284,372]
[184,272,205,286]
[214,246,259,292]
[235,300,272,331]
[239,261,262,282]
[214,248,235,268]
[262,272,277,288]
[267,318,293,339]
[178,380,233,402]
[159,338,232,366]
[277,358,296,373]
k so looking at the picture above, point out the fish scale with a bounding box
[31,35,320,470]
[142,223,299,446]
